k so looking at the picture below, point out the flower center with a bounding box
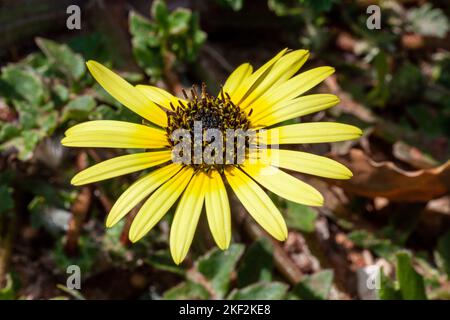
[166,84,252,172]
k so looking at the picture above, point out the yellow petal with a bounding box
[230,48,288,105]
[260,66,335,108]
[106,163,181,227]
[251,94,340,127]
[225,166,287,241]
[239,49,309,110]
[222,63,253,97]
[86,60,167,127]
[71,150,172,186]
[205,170,231,250]
[257,149,353,179]
[170,172,207,264]
[62,120,168,149]
[241,162,323,206]
[258,122,363,144]
[128,167,194,243]
[136,85,186,110]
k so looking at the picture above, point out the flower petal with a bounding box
[71,150,172,186]
[86,60,167,127]
[251,94,340,127]
[222,63,253,97]
[170,172,207,264]
[230,48,287,105]
[257,122,363,144]
[205,170,231,250]
[128,167,194,243]
[106,163,181,227]
[239,49,309,110]
[258,66,335,108]
[62,120,168,149]
[241,162,323,206]
[256,149,353,179]
[136,85,186,110]
[225,166,287,241]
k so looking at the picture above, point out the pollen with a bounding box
[166,83,252,171]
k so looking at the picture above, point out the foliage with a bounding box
[129,0,206,80]
[0,0,449,301]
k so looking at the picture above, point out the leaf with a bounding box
[129,11,161,48]
[406,3,449,39]
[332,149,450,202]
[0,123,20,143]
[197,244,244,299]
[396,251,427,300]
[348,230,400,261]
[300,0,336,13]
[436,231,450,278]
[216,0,244,11]
[164,280,210,300]
[228,282,288,300]
[389,63,423,105]
[0,274,15,300]
[168,9,192,35]
[0,184,14,215]
[152,0,169,31]
[36,37,86,81]
[19,130,42,161]
[285,202,318,233]
[237,238,273,287]
[378,267,402,300]
[146,251,186,276]
[61,95,96,122]
[292,270,334,300]
[1,65,46,106]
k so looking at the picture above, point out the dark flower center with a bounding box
[166,84,253,172]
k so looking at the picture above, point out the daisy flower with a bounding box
[62,49,361,264]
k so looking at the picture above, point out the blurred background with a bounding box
[0,0,449,300]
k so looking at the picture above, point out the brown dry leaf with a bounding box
[331,149,450,201]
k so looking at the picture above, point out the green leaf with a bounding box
[152,0,169,31]
[436,231,450,278]
[0,184,14,215]
[348,230,400,261]
[228,282,288,300]
[36,37,86,81]
[0,123,20,143]
[0,274,15,300]
[378,267,402,300]
[292,270,334,300]
[197,244,244,298]
[237,238,273,287]
[52,84,70,105]
[1,65,46,106]
[129,11,160,48]
[396,251,427,300]
[61,95,96,122]
[406,3,449,39]
[146,251,186,276]
[216,0,244,11]
[285,202,318,233]
[19,130,42,161]
[168,9,191,35]
[164,280,210,300]
[299,0,336,12]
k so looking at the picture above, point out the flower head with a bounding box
[62,49,362,264]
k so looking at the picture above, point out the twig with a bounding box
[64,152,92,256]
[163,51,184,97]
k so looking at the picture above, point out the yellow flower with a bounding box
[62,49,361,264]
